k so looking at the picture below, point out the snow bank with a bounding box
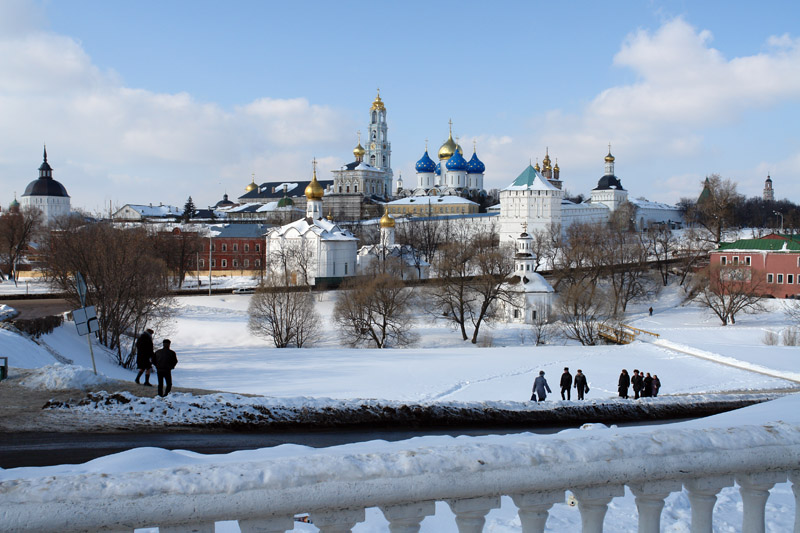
[0,304,17,320]
[18,363,119,390]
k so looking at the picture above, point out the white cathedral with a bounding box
[20,147,71,224]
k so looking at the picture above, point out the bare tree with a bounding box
[646,225,677,286]
[466,236,516,344]
[333,268,417,348]
[692,264,767,325]
[673,227,714,287]
[0,207,42,285]
[687,174,743,244]
[40,217,175,366]
[267,237,315,286]
[153,226,203,288]
[248,280,320,348]
[529,313,553,345]
[556,280,612,345]
[600,226,651,317]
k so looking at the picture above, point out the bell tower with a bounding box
[366,89,392,181]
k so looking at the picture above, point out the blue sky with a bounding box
[1,0,799,213]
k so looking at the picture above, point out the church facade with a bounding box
[21,147,71,224]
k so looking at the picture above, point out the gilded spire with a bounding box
[371,88,385,111]
[305,157,324,200]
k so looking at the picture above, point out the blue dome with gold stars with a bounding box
[415,151,436,173]
[435,162,441,176]
[466,151,485,174]
[445,150,468,171]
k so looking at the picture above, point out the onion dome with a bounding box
[542,148,552,170]
[445,149,468,171]
[215,193,235,208]
[466,150,485,174]
[435,162,441,176]
[371,89,385,111]
[605,144,615,163]
[277,194,294,208]
[327,211,334,221]
[305,165,324,200]
[553,160,560,172]
[245,174,258,193]
[415,150,436,172]
[353,142,365,160]
[379,212,395,228]
[533,159,541,172]
[766,174,772,183]
[8,197,19,212]
[437,122,464,161]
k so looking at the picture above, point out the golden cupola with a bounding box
[353,132,366,162]
[605,143,615,162]
[379,211,395,228]
[371,89,385,111]
[534,159,541,172]
[245,174,258,193]
[305,164,324,200]
[438,121,464,161]
[542,148,552,170]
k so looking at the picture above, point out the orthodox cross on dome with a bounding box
[312,157,317,176]
[425,138,428,150]
[448,118,453,134]
[521,221,528,233]
[357,130,361,143]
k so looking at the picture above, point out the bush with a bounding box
[12,315,64,338]
[763,330,779,346]
[783,327,800,346]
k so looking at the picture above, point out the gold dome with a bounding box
[553,160,560,172]
[305,163,324,200]
[533,159,541,172]
[245,174,257,193]
[605,143,615,162]
[371,89,385,111]
[353,142,365,158]
[542,148,552,169]
[379,212,395,228]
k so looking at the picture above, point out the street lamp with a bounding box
[774,211,784,233]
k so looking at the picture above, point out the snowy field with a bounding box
[2,282,800,531]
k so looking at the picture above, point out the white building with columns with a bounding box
[500,228,555,324]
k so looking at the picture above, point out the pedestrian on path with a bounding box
[649,307,653,316]
[652,375,661,397]
[574,369,589,400]
[643,372,654,398]
[531,371,552,402]
[618,369,630,399]
[631,369,644,399]
[134,328,154,386]
[153,339,178,397]
[560,367,573,400]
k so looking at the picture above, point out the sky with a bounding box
[1,0,799,214]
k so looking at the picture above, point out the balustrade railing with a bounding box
[2,421,800,532]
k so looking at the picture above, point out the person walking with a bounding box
[574,369,589,400]
[531,371,552,402]
[631,369,644,399]
[618,369,630,399]
[134,328,154,386]
[649,307,653,316]
[153,339,178,397]
[643,372,654,398]
[652,374,661,397]
[560,367,573,400]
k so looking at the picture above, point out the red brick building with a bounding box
[710,234,800,298]
[196,224,271,275]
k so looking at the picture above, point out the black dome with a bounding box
[22,177,69,198]
[594,174,624,191]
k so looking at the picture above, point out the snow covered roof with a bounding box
[338,161,383,172]
[118,204,182,218]
[503,165,560,192]
[227,202,300,213]
[504,273,555,293]
[388,196,478,206]
[207,223,271,238]
[269,217,358,241]
[629,198,680,210]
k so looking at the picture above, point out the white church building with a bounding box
[500,229,555,324]
[265,162,359,285]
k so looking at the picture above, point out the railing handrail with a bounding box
[3,421,800,532]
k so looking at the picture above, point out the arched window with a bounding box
[372,111,377,122]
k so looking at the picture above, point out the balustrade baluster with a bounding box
[447,496,501,533]
[571,486,624,533]
[308,508,365,533]
[510,490,564,533]
[159,523,215,533]
[380,500,436,533]
[629,480,682,533]
[737,472,786,533]
[238,515,296,533]
[685,475,733,533]
[790,471,800,533]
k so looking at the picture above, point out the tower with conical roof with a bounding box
[763,174,774,201]
[21,146,71,224]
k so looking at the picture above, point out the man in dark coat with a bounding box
[574,369,589,400]
[652,375,661,397]
[631,369,644,399]
[134,328,154,386]
[643,372,654,398]
[618,369,630,399]
[153,339,178,397]
[560,367,573,400]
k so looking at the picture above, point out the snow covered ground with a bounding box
[2,282,800,531]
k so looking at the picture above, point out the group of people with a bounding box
[531,367,589,402]
[134,328,179,397]
[617,369,660,399]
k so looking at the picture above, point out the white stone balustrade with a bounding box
[2,422,800,532]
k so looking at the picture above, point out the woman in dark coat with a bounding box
[652,375,661,397]
[643,373,654,398]
[134,328,154,386]
[618,369,630,399]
